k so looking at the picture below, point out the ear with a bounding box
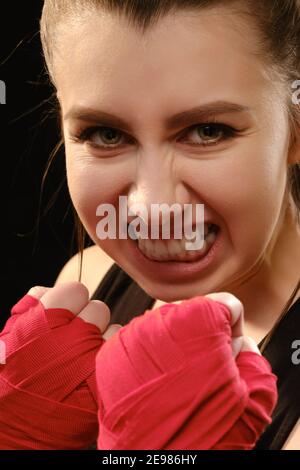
[288,148,300,166]
[288,123,300,165]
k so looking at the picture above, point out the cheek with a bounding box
[65,155,131,236]
[183,138,288,257]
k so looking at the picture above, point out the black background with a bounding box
[0,2,89,328]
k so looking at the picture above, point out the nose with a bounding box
[126,152,191,237]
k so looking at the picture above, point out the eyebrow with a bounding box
[64,101,251,132]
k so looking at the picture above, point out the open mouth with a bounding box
[134,223,220,263]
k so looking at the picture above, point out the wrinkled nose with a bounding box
[126,160,195,239]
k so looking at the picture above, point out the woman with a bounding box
[1,0,300,449]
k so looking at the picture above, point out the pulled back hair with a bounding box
[39,0,300,352]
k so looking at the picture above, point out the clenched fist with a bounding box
[96,293,278,450]
[0,282,121,450]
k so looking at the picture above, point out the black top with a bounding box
[91,263,300,450]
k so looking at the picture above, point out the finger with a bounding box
[27,286,51,300]
[231,336,244,359]
[240,335,262,355]
[39,281,89,315]
[102,324,123,341]
[204,292,244,338]
[77,300,111,333]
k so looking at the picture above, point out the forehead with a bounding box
[54,7,271,116]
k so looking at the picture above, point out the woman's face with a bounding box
[54,6,292,301]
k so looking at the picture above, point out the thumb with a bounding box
[102,324,123,341]
[240,335,261,355]
[231,336,244,359]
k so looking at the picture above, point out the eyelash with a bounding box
[72,122,239,152]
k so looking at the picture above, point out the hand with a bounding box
[204,292,261,359]
[103,291,261,359]
[27,283,122,340]
[96,292,277,450]
[0,281,121,450]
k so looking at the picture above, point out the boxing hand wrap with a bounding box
[212,350,278,449]
[0,294,104,450]
[96,296,278,450]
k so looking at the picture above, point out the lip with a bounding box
[126,228,223,282]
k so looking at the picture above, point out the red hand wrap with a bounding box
[95,296,278,450]
[0,294,104,450]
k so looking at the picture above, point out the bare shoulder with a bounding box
[54,244,115,298]
[282,417,300,450]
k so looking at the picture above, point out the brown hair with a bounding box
[39,0,300,351]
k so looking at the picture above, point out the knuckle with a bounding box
[41,282,90,312]
[89,300,111,319]
[55,281,89,300]
[205,292,244,322]
[60,281,89,294]
[27,286,48,297]
[206,292,241,304]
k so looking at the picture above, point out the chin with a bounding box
[134,277,217,302]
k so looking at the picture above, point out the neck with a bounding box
[228,206,300,332]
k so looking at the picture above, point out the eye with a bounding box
[72,126,129,149]
[180,123,238,147]
[71,122,239,152]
